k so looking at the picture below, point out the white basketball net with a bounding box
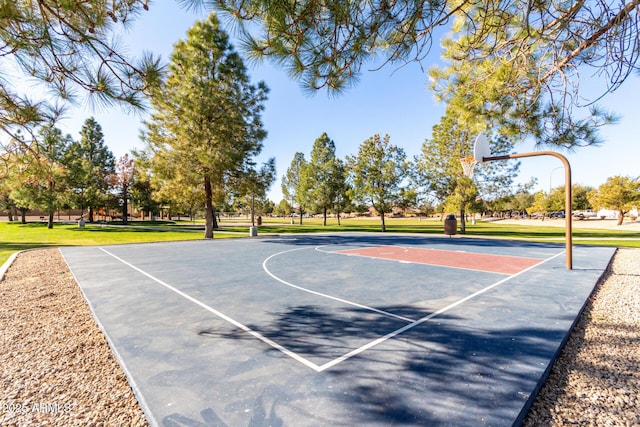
[460,156,478,178]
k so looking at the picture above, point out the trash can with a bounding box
[249,226,258,237]
[257,216,262,226]
[444,214,457,236]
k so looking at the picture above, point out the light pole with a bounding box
[549,166,563,194]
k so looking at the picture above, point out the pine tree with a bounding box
[214,0,640,121]
[139,12,268,239]
[0,1,165,146]
[306,133,345,226]
[66,117,115,222]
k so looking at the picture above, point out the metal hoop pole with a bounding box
[483,151,572,270]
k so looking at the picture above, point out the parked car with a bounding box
[573,210,596,220]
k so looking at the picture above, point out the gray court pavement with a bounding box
[60,234,616,426]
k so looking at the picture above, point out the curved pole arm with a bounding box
[483,151,572,270]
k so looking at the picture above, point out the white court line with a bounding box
[99,247,324,372]
[315,245,531,275]
[263,247,415,323]
[315,250,566,371]
[100,246,565,373]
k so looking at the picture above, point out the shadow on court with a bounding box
[191,302,565,426]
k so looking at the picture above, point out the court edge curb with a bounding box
[513,247,619,427]
[58,248,159,427]
[1,248,62,282]
[2,248,157,426]
[0,251,21,282]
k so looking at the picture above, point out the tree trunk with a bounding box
[204,175,214,239]
[380,211,386,232]
[617,210,625,225]
[212,206,218,229]
[251,193,255,226]
[47,178,55,229]
[122,199,128,225]
[323,207,327,226]
[20,209,26,224]
[8,207,14,221]
[337,211,341,226]
[88,206,94,223]
[459,206,467,234]
[290,199,295,224]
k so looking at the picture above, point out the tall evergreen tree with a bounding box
[139,12,268,239]
[66,117,115,222]
[415,110,519,232]
[306,133,345,226]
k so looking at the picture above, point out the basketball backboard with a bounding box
[473,134,491,163]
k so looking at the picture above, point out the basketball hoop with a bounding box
[460,156,478,178]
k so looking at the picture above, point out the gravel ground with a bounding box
[1,247,639,426]
[522,247,640,426]
[0,249,148,426]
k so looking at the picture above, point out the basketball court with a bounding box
[60,233,615,426]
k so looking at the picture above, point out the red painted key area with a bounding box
[335,245,542,275]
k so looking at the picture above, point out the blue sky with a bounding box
[52,2,640,202]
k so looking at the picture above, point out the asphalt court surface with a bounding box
[60,234,616,426]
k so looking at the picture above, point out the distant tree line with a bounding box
[0,113,276,233]
[0,117,137,228]
[276,132,640,232]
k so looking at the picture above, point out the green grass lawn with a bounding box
[0,221,238,266]
[217,216,640,245]
[1,217,638,267]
